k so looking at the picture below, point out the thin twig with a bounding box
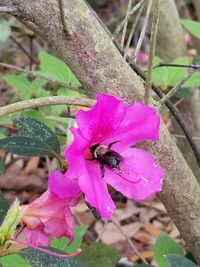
[29,36,34,70]
[96,221,109,243]
[157,68,197,108]
[121,0,133,48]
[58,0,72,37]
[0,62,80,91]
[144,0,160,104]
[134,0,153,62]
[10,36,34,63]
[124,3,144,57]
[111,220,148,264]
[154,62,200,70]
[125,57,200,166]
[0,96,94,118]
[112,0,145,40]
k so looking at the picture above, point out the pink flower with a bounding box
[49,94,165,219]
[20,189,77,246]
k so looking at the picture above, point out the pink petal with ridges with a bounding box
[78,160,116,220]
[104,148,164,200]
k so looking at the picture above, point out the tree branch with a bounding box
[0,96,94,117]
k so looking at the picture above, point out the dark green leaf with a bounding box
[0,191,9,225]
[0,254,30,267]
[0,136,56,156]
[167,255,197,267]
[51,225,88,254]
[182,19,200,39]
[192,54,200,65]
[0,19,11,43]
[78,243,120,267]
[185,252,197,265]
[133,265,154,267]
[154,235,184,267]
[0,158,5,175]
[14,116,60,154]
[20,247,86,267]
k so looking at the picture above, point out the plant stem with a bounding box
[134,0,153,62]
[144,0,160,104]
[58,0,72,37]
[0,62,80,91]
[124,3,144,58]
[0,96,94,117]
[157,67,197,108]
[112,0,145,40]
[121,0,133,48]
[154,62,200,70]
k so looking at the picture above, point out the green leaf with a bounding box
[0,158,5,175]
[0,19,11,43]
[0,136,56,156]
[51,225,88,254]
[46,115,74,125]
[31,78,47,90]
[182,19,200,39]
[4,75,32,100]
[0,254,31,267]
[0,191,9,225]
[78,243,120,267]
[57,88,81,97]
[152,57,189,89]
[0,132,6,139]
[39,51,81,87]
[154,235,184,267]
[14,116,60,154]
[167,255,197,267]
[176,87,193,98]
[20,247,86,267]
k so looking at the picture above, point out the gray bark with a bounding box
[155,0,187,61]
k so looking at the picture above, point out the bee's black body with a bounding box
[89,141,122,177]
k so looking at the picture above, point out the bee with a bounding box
[88,141,123,178]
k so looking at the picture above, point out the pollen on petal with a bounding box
[141,176,148,183]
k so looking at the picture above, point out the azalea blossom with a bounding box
[20,189,77,246]
[49,94,165,219]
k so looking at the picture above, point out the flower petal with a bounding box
[48,170,81,199]
[104,102,160,151]
[75,93,126,143]
[44,206,74,240]
[104,148,165,200]
[78,160,116,219]
[65,127,89,174]
[23,226,49,246]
